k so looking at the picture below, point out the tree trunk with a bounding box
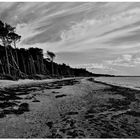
[21,54,26,74]
[51,60,54,77]
[27,60,30,75]
[0,59,5,75]
[10,51,21,77]
[30,55,36,75]
[14,41,19,67]
[37,55,40,74]
[40,58,44,74]
[5,46,10,75]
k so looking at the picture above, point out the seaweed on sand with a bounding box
[55,94,67,98]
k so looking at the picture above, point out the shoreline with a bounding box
[93,77,140,91]
[1,76,140,92]
[0,77,140,138]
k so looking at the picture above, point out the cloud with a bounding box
[106,54,140,67]
[99,20,140,37]
[74,63,115,71]
[105,27,140,46]
[76,63,106,69]
[1,2,140,75]
[2,2,140,51]
[17,3,99,45]
[73,63,119,75]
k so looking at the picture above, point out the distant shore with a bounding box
[94,76,140,91]
[0,77,140,138]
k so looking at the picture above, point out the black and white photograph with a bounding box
[0,1,140,138]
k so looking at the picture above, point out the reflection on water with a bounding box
[95,77,140,89]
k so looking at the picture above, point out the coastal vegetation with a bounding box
[0,20,93,80]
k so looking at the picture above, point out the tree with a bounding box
[46,51,56,76]
[19,48,27,74]
[0,20,21,76]
[0,21,14,74]
[8,32,21,66]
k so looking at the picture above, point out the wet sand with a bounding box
[0,77,140,138]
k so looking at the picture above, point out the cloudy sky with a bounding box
[1,2,140,75]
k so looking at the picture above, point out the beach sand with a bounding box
[0,77,140,138]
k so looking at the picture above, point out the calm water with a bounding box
[95,77,140,89]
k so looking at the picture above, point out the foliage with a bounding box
[0,19,93,79]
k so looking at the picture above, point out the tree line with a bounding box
[0,20,93,80]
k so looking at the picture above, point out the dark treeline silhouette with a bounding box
[0,20,94,80]
[0,45,94,80]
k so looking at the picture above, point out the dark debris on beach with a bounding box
[0,79,79,118]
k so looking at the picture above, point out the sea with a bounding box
[95,76,140,90]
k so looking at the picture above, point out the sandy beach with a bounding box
[0,77,140,138]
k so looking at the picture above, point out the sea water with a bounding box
[95,77,140,90]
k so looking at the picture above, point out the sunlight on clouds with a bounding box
[16,23,41,42]
[105,54,140,68]
[1,2,140,75]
